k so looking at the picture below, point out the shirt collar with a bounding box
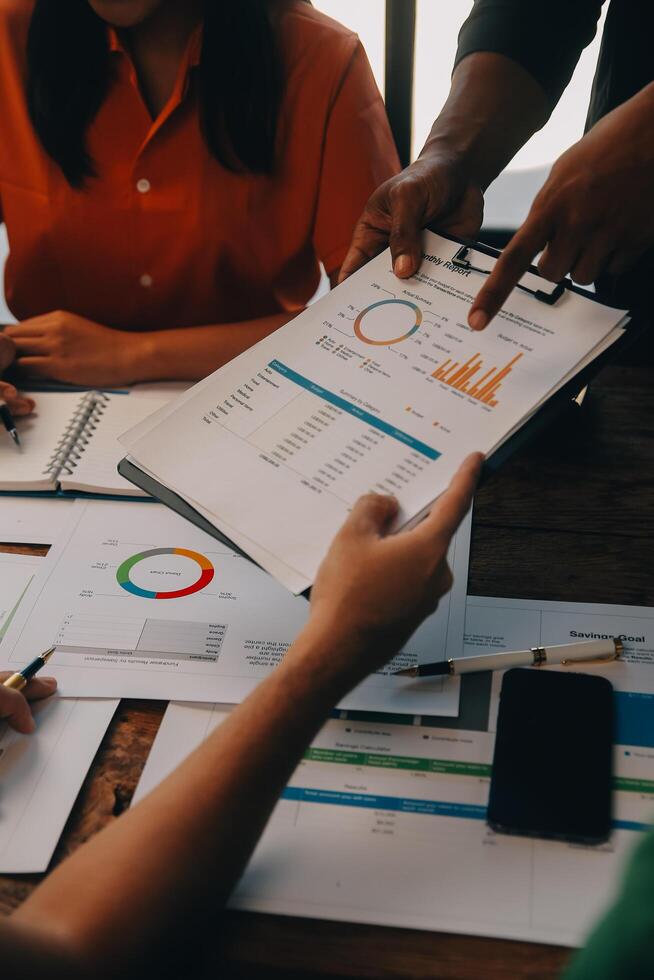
[107,23,202,69]
[107,26,123,55]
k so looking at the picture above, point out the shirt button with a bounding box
[140,274,153,288]
[136,178,151,194]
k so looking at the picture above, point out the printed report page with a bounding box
[133,594,654,946]
[125,232,625,593]
[0,698,117,873]
[1,499,471,715]
[135,697,653,947]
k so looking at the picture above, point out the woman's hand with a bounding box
[0,331,15,372]
[468,83,654,330]
[304,453,483,689]
[339,151,483,283]
[0,673,57,734]
[6,311,145,387]
[0,332,35,415]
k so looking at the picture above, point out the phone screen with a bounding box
[487,668,613,844]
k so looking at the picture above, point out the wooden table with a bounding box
[1,339,653,979]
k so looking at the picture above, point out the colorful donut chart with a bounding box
[116,547,214,599]
[353,299,422,346]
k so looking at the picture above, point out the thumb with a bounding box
[468,212,550,330]
[344,493,399,538]
[388,176,429,278]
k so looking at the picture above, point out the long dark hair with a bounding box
[26,0,285,187]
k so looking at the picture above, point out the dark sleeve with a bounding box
[563,830,654,980]
[454,0,605,104]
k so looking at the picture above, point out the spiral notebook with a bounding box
[0,391,166,497]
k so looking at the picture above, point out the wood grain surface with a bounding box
[1,345,652,979]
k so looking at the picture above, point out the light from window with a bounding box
[413,1,607,171]
[311,0,385,93]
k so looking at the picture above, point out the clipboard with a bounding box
[431,231,642,473]
[118,232,642,588]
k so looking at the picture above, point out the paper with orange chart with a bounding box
[121,231,627,594]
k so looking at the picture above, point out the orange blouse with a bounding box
[0,1,399,331]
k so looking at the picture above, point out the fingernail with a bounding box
[394,255,412,278]
[25,716,36,733]
[41,677,57,690]
[468,310,488,331]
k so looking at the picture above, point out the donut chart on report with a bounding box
[353,299,422,346]
[116,548,214,600]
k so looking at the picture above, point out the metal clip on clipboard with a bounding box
[452,245,566,306]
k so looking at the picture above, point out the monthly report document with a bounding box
[121,232,627,593]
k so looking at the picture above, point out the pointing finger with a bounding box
[468,214,552,330]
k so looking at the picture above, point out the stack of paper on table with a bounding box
[0,388,183,873]
[133,596,654,947]
[0,497,472,715]
[0,469,471,873]
[0,543,118,874]
[0,552,43,640]
[0,698,118,873]
[0,497,75,545]
[119,231,628,594]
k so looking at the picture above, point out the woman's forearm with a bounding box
[7,456,482,980]
[129,311,297,382]
[13,622,360,979]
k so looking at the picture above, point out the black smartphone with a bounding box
[487,668,614,844]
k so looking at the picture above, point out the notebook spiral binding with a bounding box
[43,391,110,479]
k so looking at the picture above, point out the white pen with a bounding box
[394,638,623,678]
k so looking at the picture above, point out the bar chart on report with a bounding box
[432,353,524,407]
[320,286,531,415]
